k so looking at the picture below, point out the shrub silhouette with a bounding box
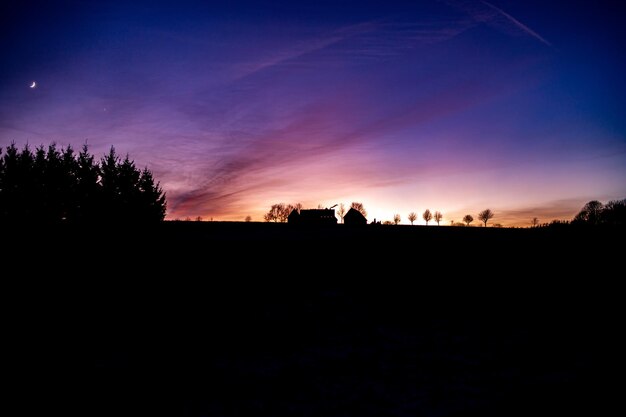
[0,143,166,224]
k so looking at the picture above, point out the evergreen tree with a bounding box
[0,143,166,224]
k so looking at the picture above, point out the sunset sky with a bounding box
[1,0,625,225]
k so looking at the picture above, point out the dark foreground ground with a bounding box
[5,223,623,416]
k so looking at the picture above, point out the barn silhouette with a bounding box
[343,208,367,225]
[288,208,337,225]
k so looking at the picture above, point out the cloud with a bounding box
[229,15,482,82]
[480,1,551,46]
[166,74,509,218]
[232,21,382,80]
[495,198,585,226]
[444,0,551,47]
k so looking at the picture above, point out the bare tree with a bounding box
[478,209,494,227]
[350,202,367,218]
[293,203,303,214]
[463,214,473,226]
[531,217,539,228]
[393,214,401,225]
[280,204,293,222]
[245,215,252,222]
[265,203,291,222]
[195,216,203,221]
[408,212,417,225]
[337,203,346,223]
[434,211,443,225]
[422,209,432,225]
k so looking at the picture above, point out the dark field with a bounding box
[5,223,622,416]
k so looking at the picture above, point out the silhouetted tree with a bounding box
[245,215,252,222]
[292,202,303,214]
[531,217,539,228]
[434,211,443,225]
[0,143,165,224]
[75,144,100,221]
[350,202,367,218]
[478,209,494,227]
[265,204,283,222]
[282,204,294,222]
[463,214,473,226]
[393,214,401,225]
[337,203,346,223]
[408,212,417,225]
[571,199,626,226]
[264,203,292,222]
[423,209,432,225]
[137,166,167,223]
[573,200,603,225]
[601,199,626,225]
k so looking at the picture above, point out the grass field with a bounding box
[5,222,621,416]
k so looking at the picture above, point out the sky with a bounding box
[1,0,625,226]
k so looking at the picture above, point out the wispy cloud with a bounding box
[444,0,551,47]
[232,21,381,80]
[167,76,508,218]
[230,16,481,82]
[495,198,586,226]
[480,1,551,46]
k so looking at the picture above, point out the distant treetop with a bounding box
[350,202,367,218]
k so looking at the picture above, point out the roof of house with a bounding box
[344,208,366,219]
[288,208,337,224]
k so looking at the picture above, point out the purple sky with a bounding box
[1,0,625,225]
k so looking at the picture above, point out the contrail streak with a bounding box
[481,0,552,46]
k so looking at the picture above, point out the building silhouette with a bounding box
[288,209,337,225]
[343,208,367,225]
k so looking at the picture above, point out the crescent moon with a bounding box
[30,81,37,88]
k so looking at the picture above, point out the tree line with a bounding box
[396,208,494,226]
[571,199,625,226]
[262,198,625,227]
[263,201,499,227]
[0,143,166,224]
